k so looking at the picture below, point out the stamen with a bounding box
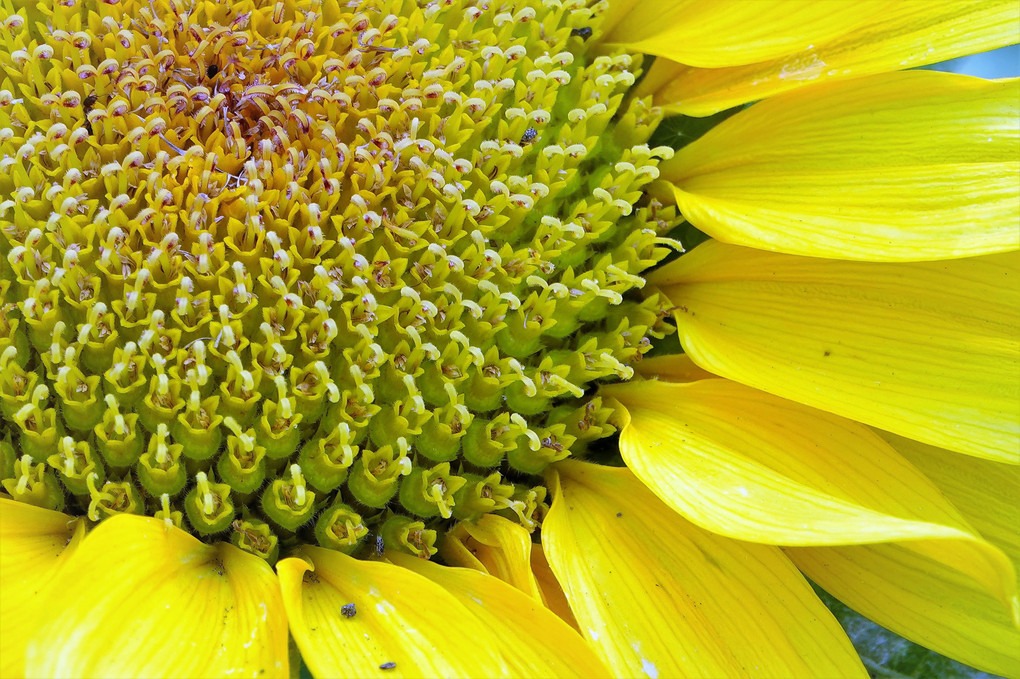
[314,503,368,555]
[184,471,234,535]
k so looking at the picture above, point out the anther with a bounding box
[156,494,182,531]
[510,413,542,451]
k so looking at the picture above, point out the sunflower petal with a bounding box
[440,514,543,601]
[388,552,610,678]
[438,526,487,570]
[651,240,1020,463]
[639,0,1020,116]
[604,0,880,68]
[278,546,598,678]
[542,460,867,678]
[633,352,719,382]
[606,378,1018,609]
[278,551,496,678]
[0,498,85,678]
[875,429,1020,570]
[788,543,1020,677]
[26,515,287,679]
[530,543,580,630]
[657,71,1020,261]
[440,518,580,628]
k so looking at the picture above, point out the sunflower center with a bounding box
[0,0,678,561]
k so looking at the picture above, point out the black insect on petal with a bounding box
[570,26,593,40]
[207,63,219,78]
[341,603,356,618]
[379,662,397,671]
[520,127,538,145]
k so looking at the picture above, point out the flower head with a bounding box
[1,0,1018,677]
[1,0,676,556]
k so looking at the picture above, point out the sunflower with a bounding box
[1,0,1018,677]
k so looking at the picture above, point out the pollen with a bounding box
[0,0,678,559]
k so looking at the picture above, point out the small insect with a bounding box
[570,26,593,40]
[520,127,538,145]
[340,603,357,618]
[374,535,385,556]
[81,92,98,135]
[379,662,397,671]
[207,63,219,78]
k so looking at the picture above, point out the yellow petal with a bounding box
[651,240,1020,463]
[389,551,610,678]
[639,0,1020,116]
[543,460,867,678]
[26,515,288,679]
[605,378,1017,608]
[875,429,1020,571]
[0,498,85,679]
[658,71,1020,261]
[440,514,543,601]
[440,519,581,629]
[604,0,880,68]
[633,352,719,382]
[438,525,487,570]
[788,543,1020,677]
[530,543,580,631]
[278,546,601,678]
